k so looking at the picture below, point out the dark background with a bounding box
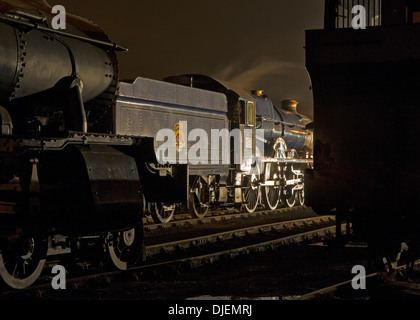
[49,1,324,119]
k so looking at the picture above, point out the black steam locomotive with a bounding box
[0,0,312,289]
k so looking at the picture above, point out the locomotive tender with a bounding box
[0,0,312,289]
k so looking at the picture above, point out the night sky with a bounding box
[49,1,324,119]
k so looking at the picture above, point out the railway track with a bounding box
[296,260,420,300]
[0,212,340,299]
[143,205,304,232]
[145,215,336,259]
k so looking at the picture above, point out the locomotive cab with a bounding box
[238,98,257,173]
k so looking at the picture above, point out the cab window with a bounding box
[246,101,255,127]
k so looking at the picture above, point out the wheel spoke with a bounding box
[243,179,260,213]
[12,262,19,278]
[22,260,27,278]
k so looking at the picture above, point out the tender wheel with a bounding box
[152,203,175,224]
[243,176,260,213]
[262,163,280,210]
[107,223,143,271]
[190,194,209,219]
[0,234,48,289]
[190,179,210,219]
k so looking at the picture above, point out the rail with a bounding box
[0,215,340,298]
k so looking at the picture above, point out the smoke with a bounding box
[213,57,301,91]
[211,57,313,119]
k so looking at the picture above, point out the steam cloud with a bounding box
[211,57,313,119]
[213,57,300,91]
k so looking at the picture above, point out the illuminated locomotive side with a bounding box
[306,0,420,257]
[115,75,313,223]
[115,77,230,222]
[158,75,313,216]
[252,92,313,209]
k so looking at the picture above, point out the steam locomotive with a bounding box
[117,75,313,223]
[0,0,312,289]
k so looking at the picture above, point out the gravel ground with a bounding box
[44,242,371,300]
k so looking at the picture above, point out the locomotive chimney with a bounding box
[281,100,299,114]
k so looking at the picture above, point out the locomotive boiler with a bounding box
[0,0,186,289]
[252,92,312,159]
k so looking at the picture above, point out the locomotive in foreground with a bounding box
[0,0,186,289]
[0,1,312,289]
